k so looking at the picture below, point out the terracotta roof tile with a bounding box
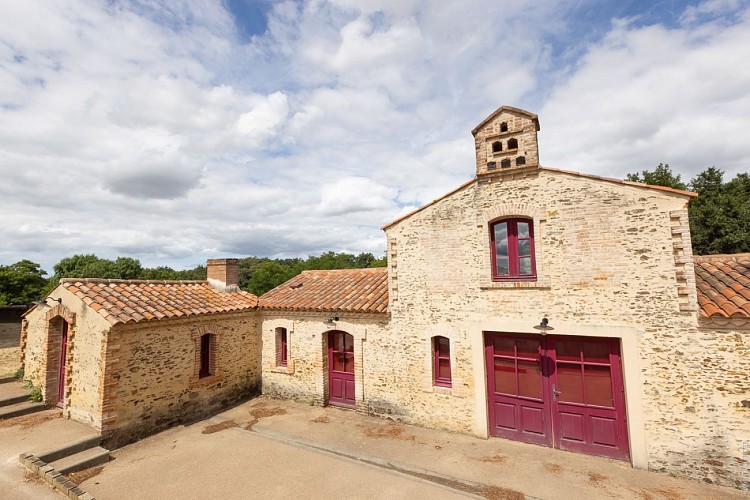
[259,268,388,314]
[694,254,750,319]
[61,279,258,326]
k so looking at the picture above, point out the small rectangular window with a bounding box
[280,328,288,366]
[433,336,452,388]
[199,334,211,378]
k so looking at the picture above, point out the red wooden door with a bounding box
[485,333,552,446]
[549,336,630,460]
[485,333,629,460]
[328,331,355,408]
[57,320,68,407]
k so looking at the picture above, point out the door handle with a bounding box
[552,384,562,401]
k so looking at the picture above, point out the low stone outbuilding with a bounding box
[21,259,259,447]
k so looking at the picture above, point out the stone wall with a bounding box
[101,311,260,447]
[260,312,391,413]
[384,167,748,487]
[22,286,110,428]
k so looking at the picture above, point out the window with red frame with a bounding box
[433,336,452,387]
[490,218,536,280]
[280,328,288,366]
[199,333,212,378]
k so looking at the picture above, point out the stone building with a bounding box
[19,106,750,487]
[21,259,259,447]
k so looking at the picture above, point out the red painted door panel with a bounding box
[57,321,68,408]
[485,334,552,447]
[328,331,355,408]
[549,336,630,460]
[485,333,629,461]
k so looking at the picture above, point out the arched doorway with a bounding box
[327,331,355,408]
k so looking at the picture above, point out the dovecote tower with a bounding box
[472,106,540,176]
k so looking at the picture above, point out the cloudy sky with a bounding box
[1,0,748,272]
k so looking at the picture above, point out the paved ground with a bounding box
[0,408,97,499]
[1,396,747,499]
[0,323,21,379]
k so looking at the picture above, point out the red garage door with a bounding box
[485,333,629,461]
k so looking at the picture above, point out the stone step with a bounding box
[0,400,45,419]
[50,446,110,475]
[0,393,29,408]
[0,381,31,405]
[36,436,102,464]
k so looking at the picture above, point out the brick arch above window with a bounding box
[190,322,223,340]
[482,203,546,224]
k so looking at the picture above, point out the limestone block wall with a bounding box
[101,311,260,447]
[22,286,110,427]
[384,168,748,486]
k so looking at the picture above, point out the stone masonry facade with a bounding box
[18,107,749,489]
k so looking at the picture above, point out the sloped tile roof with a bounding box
[259,268,388,314]
[61,279,258,325]
[694,254,750,318]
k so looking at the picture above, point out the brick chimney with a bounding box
[206,258,240,291]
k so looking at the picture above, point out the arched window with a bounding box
[490,218,536,280]
[500,158,511,169]
[199,333,213,378]
[492,141,502,153]
[516,156,526,166]
[500,122,508,132]
[433,336,451,387]
[507,138,518,150]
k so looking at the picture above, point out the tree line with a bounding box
[0,252,386,306]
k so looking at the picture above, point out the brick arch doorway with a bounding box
[327,330,355,408]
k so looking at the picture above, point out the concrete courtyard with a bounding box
[1,396,746,499]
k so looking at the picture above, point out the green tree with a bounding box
[247,261,299,296]
[626,163,687,190]
[688,168,750,255]
[0,260,48,305]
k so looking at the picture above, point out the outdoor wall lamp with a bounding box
[326,316,339,325]
[533,317,554,335]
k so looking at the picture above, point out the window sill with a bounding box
[481,276,551,289]
[189,374,224,388]
[430,385,464,398]
[270,362,294,375]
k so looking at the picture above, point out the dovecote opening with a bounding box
[492,141,502,153]
[508,138,518,150]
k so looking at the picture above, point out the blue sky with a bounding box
[0,0,748,272]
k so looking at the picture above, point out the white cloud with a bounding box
[1,0,748,272]
[541,7,750,179]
